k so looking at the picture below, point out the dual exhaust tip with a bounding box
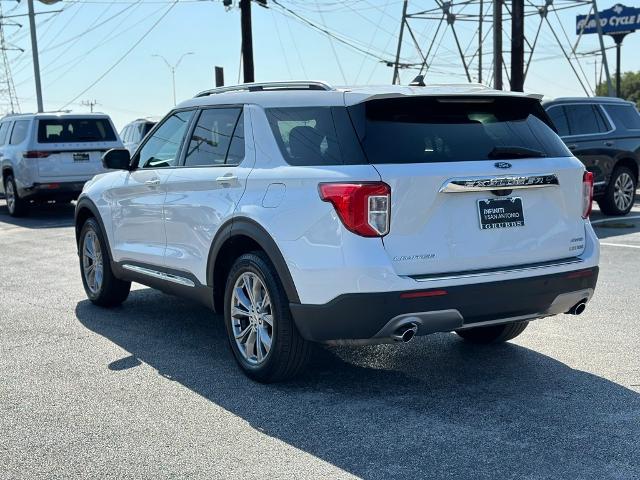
[392,322,418,343]
[567,300,587,316]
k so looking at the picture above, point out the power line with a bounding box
[59,0,178,110]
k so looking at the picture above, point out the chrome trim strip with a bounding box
[439,173,559,193]
[411,258,584,282]
[122,264,196,287]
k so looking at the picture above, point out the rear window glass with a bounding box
[37,118,116,143]
[349,96,571,163]
[266,107,366,166]
[563,104,610,135]
[604,104,640,130]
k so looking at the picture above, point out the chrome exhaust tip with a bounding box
[392,323,418,343]
[567,300,587,316]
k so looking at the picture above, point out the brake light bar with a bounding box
[23,151,52,158]
[582,171,594,219]
[319,182,391,237]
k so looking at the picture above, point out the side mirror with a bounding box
[102,148,131,170]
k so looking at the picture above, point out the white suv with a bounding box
[74,81,600,382]
[0,113,122,216]
[120,118,156,155]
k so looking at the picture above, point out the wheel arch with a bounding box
[614,156,639,182]
[74,197,114,263]
[207,217,300,313]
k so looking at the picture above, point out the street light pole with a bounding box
[27,0,43,112]
[152,52,194,106]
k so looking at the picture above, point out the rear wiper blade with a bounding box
[488,146,546,159]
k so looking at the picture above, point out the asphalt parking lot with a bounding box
[1,197,639,479]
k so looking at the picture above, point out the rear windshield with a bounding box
[37,118,117,143]
[349,96,571,164]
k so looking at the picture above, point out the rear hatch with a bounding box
[347,95,587,276]
[33,116,121,180]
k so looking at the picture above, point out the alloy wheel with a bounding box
[5,180,15,214]
[231,272,273,365]
[82,230,104,294]
[613,172,635,212]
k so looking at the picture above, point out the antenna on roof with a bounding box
[409,75,425,87]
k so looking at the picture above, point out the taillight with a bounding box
[23,151,51,158]
[582,171,594,219]
[318,182,391,237]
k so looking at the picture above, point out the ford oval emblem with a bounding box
[494,162,512,169]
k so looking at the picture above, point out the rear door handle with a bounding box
[216,175,238,184]
[567,144,577,151]
[604,141,614,147]
[144,179,160,187]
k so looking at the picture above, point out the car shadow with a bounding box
[75,289,639,479]
[0,199,75,229]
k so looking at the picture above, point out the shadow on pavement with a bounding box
[75,289,639,479]
[0,199,75,229]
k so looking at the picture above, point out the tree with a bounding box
[596,71,640,107]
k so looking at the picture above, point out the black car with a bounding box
[544,97,640,216]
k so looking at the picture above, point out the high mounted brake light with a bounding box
[318,182,391,237]
[582,171,594,219]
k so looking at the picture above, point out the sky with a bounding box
[2,0,640,130]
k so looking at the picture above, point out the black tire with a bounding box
[79,217,131,307]
[456,321,528,344]
[3,174,28,217]
[224,251,311,383]
[597,166,637,216]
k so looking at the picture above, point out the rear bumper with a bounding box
[19,181,86,200]
[290,267,599,343]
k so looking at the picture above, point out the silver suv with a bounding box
[120,118,157,155]
[0,113,122,216]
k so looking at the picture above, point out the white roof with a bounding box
[178,81,543,109]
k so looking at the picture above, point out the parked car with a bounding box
[75,81,600,382]
[120,118,156,155]
[544,97,640,216]
[0,113,122,217]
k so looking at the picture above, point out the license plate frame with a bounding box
[477,197,525,230]
[73,152,90,162]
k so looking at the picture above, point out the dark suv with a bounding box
[544,97,640,216]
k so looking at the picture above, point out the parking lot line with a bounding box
[600,242,640,249]
[591,215,640,225]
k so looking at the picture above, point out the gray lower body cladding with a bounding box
[289,267,599,343]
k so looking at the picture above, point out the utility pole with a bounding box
[478,0,483,83]
[493,0,503,90]
[392,0,408,85]
[240,0,254,83]
[611,33,627,98]
[27,0,43,112]
[592,0,613,96]
[81,100,98,112]
[511,0,524,91]
[215,66,224,87]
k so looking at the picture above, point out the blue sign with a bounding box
[576,3,640,36]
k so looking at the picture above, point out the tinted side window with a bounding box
[266,107,365,166]
[184,108,241,167]
[0,122,12,145]
[138,110,194,169]
[226,112,245,165]
[564,104,609,135]
[604,104,640,130]
[10,120,30,145]
[546,106,570,136]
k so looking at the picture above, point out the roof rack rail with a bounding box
[194,81,334,98]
